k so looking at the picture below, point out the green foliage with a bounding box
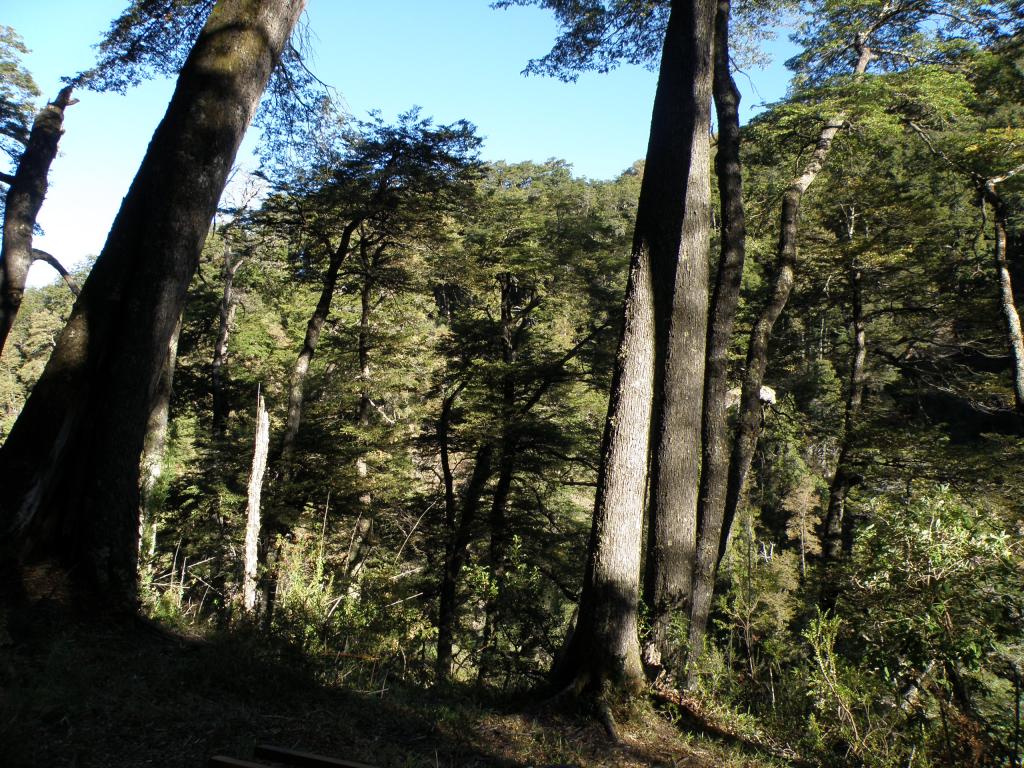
[0,25,40,167]
[6,6,1024,763]
[847,485,1022,679]
[803,612,916,767]
[74,0,216,91]
[71,1,338,162]
[0,271,81,439]
[494,0,791,79]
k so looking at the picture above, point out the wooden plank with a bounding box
[253,744,380,768]
[208,757,274,768]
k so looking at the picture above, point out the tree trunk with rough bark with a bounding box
[717,36,874,568]
[554,0,715,697]
[0,87,75,357]
[243,389,270,613]
[641,0,716,671]
[685,0,746,686]
[0,0,307,606]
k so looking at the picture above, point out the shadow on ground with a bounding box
[0,602,733,768]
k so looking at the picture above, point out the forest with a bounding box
[1,0,1023,766]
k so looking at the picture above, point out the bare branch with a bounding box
[31,248,80,295]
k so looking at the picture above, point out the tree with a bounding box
[820,210,868,568]
[272,113,481,477]
[552,0,717,699]
[0,26,41,176]
[242,387,270,612]
[902,47,1024,416]
[684,0,749,684]
[639,0,717,672]
[0,0,307,606]
[431,160,631,683]
[0,27,78,357]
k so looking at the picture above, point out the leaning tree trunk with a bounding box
[279,220,359,475]
[554,0,716,698]
[640,0,716,671]
[717,36,874,567]
[0,87,75,357]
[685,0,747,687]
[242,388,271,613]
[0,0,307,605]
[138,317,182,563]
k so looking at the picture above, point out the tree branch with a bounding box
[31,249,80,295]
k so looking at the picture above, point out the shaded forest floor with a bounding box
[0,605,790,768]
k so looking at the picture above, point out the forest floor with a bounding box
[1,604,791,768]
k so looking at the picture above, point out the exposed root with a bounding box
[535,670,590,712]
[532,672,626,745]
[595,698,621,744]
[650,679,811,767]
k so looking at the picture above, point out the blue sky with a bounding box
[5,1,799,286]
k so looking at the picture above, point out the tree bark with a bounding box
[0,87,75,357]
[243,388,271,613]
[279,219,359,474]
[641,0,716,670]
[685,0,746,687]
[552,241,652,696]
[0,0,307,605]
[554,0,715,697]
[717,37,874,567]
[138,317,182,563]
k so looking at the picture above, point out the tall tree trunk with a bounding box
[279,220,359,474]
[685,0,746,686]
[243,388,271,613]
[717,36,874,567]
[0,87,75,357]
[436,441,494,681]
[212,244,244,438]
[641,0,716,671]
[0,0,307,605]
[552,243,652,697]
[554,0,715,697]
[138,317,182,564]
[822,242,867,566]
[984,182,1024,416]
